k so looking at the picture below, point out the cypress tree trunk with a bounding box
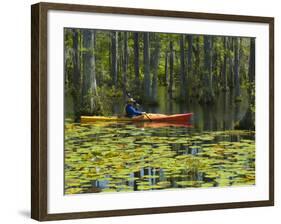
[195,37,200,76]
[200,36,214,104]
[164,51,169,86]
[248,38,255,83]
[168,40,174,93]
[210,37,214,94]
[204,36,211,89]
[79,30,83,89]
[71,29,81,121]
[82,30,91,100]
[64,31,69,87]
[133,32,140,87]
[212,37,219,93]
[151,35,160,103]
[222,37,228,91]
[228,37,234,88]
[234,38,241,99]
[82,30,101,115]
[187,35,193,92]
[122,32,128,96]
[179,35,186,100]
[235,38,255,130]
[111,31,118,87]
[143,32,150,100]
[89,30,98,113]
[108,33,111,77]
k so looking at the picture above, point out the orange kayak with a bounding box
[81,113,193,123]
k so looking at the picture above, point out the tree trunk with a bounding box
[151,35,160,103]
[210,37,213,93]
[187,35,193,73]
[222,37,227,91]
[248,38,255,83]
[228,37,234,88]
[82,30,91,105]
[108,33,111,77]
[82,30,101,115]
[234,38,241,98]
[164,51,169,86]
[122,32,128,95]
[185,35,193,98]
[133,32,140,87]
[71,29,81,121]
[179,35,186,99]
[168,40,174,93]
[203,36,211,87]
[143,32,150,100]
[194,36,200,91]
[201,36,214,104]
[235,37,255,130]
[89,31,98,113]
[212,37,218,93]
[64,31,68,86]
[111,31,118,87]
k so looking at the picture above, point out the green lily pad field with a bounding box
[64,122,255,194]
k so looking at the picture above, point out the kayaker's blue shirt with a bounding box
[125,104,143,117]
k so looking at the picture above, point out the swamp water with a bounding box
[65,88,255,194]
[65,122,255,194]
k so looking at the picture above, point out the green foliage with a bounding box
[104,86,123,98]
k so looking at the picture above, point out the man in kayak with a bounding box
[125,98,145,117]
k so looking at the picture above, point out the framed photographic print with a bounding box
[31,2,274,221]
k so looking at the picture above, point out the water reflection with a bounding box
[97,86,249,131]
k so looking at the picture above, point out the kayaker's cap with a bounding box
[127,98,136,103]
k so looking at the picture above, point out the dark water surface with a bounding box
[64,87,255,194]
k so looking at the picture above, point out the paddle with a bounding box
[143,112,152,122]
[126,92,152,122]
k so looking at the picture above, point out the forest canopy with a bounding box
[64,28,255,129]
